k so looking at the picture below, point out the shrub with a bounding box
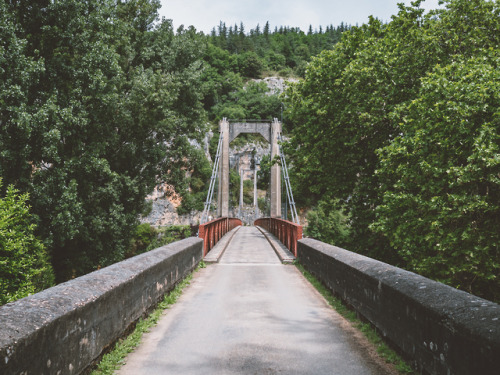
[127,223,158,258]
[0,180,55,305]
[305,198,351,248]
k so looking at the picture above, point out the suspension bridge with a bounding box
[201,118,299,226]
[0,120,498,375]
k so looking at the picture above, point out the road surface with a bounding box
[118,226,395,375]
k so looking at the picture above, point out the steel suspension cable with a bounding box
[278,133,299,225]
[201,130,223,224]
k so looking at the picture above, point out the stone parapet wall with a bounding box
[0,237,203,375]
[297,238,500,375]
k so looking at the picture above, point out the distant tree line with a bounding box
[208,21,348,77]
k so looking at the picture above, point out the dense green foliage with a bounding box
[243,179,254,204]
[175,148,212,215]
[229,168,241,207]
[374,51,500,297]
[0,180,54,305]
[305,198,351,248]
[211,80,283,121]
[1,0,207,282]
[286,0,500,301]
[209,22,347,77]
[127,223,192,258]
[257,154,271,189]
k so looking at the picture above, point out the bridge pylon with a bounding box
[216,118,281,218]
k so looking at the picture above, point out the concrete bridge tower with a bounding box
[269,118,281,218]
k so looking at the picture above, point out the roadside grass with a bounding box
[295,262,415,374]
[91,260,206,375]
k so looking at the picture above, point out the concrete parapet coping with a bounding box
[0,237,203,375]
[256,225,296,264]
[298,238,500,375]
[203,226,241,263]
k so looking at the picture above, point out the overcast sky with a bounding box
[158,0,444,34]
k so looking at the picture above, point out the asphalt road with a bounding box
[118,226,395,375]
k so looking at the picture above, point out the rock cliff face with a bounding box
[140,139,268,227]
[252,77,299,95]
[140,188,203,227]
[140,130,212,227]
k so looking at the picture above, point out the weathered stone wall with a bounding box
[141,194,203,227]
[297,238,500,375]
[0,237,203,375]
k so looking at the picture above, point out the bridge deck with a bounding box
[118,226,395,375]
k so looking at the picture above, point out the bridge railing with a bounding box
[198,217,243,256]
[254,217,303,256]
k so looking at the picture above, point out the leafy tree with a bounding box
[238,51,264,78]
[127,223,158,258]
[202,44,243,115]
[207,20,347,78]
[216,104,246,121]
[1,0,208,282]
[0,180,55,305]
[285,0,500,300]
[243,179,254,204]
[0,1,55,304]
[285,17,394,260]
[212,81,282,121]
[374,51,500,301]
[229,168,240,207]
[0,0,43,191]
[265,51,287,71]
[257,154,271,190]
[127,223,192,258]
